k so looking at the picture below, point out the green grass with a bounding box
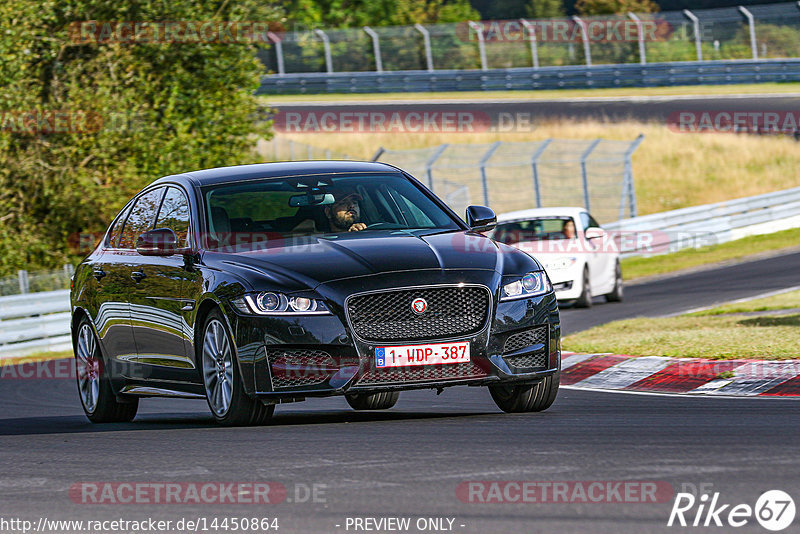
[563,289,800,360]
[261,82,800,103]
[690,289,800,316]
[621,227,800,281]
[0,349,72,366]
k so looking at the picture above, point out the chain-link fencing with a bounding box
[258,1,800,74]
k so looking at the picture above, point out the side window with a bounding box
[155,187,191,247]
[579,212,591,231]
[118,188,165,249]
[587,214,601,229]
[106,203,132,248]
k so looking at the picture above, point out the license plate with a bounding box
[375,341,470,368]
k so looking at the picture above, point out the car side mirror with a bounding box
[585,227,605,240]
[466,205,497,232]
[136,228,178,256]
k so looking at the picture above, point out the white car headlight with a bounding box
[501,272,552,301]
[232,292,331,315]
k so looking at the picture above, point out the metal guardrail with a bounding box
[605,185,800,257]
[257,58,800,94]
[0,290,71,357]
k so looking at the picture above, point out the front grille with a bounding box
[267,349,335,389]
[346,286,491,342]
[356,362,487,386]
[503,326,548,354]
[504,352,548,370]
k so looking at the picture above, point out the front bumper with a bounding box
[232,289,561,401]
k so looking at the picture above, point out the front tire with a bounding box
[200,310,274,426]
[345,391,400,410]
[75,319,138,423]
[575,266,592,308]
[606,261,624,302]
[489,372,560,413]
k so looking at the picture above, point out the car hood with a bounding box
[206,230,534,290]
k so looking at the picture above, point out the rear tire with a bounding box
[606,261,624,302]
[75,318,138,423]
[200,309,274,426]
[345,391,400,410]
[575,266,592,308]
[489,372,560,413]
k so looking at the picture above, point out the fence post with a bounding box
[363,26,383,72]
[738,6,759,60]
[683,10,703,61]
[289,140,295,160]
[628,13,647,64]
[18,270,29,294]
[314,29,334,73]
[325,149,331,159]
[623,134,645,218]
[579,139,601,212]
[572,16,592,66]
[307,144,313,159]
[425,144,449,192]
[479,142,502,206]
[370,147,386,161]
[266,31,285,75]
[414,24,434,71]
[520,19,539,68]
[530,139,552,208]
[467,21,488,71]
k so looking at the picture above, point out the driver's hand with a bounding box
[349,223,367,232]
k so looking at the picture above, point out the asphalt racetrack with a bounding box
[1,251,799,533]
[271,93,800,128]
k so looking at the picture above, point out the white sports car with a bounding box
[491,207,622,307]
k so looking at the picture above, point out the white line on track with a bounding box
[561,384,799,399]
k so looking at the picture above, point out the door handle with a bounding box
[131,270,146,282]
[92,269,106,281]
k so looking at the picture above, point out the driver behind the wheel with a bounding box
[325,188,366,232]
[291,187,366,234]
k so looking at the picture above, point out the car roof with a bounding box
[496,207,588,223]
[152,160,403,187]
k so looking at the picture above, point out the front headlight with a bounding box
[231,292,332,315]
[500,271,552,301]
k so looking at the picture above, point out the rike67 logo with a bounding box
[668,490,795,531]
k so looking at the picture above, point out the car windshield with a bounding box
[201,173,461,251]
[493,217,576,245]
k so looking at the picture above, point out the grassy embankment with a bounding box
[563,289,800,360]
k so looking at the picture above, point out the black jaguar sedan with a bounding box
[70,161,561,425]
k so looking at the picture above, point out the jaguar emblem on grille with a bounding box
[411,298,428,315]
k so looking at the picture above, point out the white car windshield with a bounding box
[493,217,577,245]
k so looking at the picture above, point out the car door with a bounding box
[582,212,614,294]
[92,202,139,372]
[127,186,198,383]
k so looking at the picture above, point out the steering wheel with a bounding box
[364,222,398,230]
